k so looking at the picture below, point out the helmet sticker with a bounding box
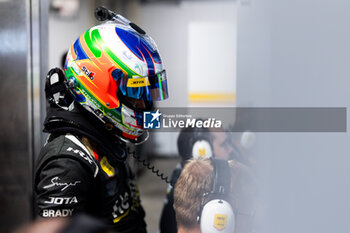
[100,156,115,177]
[127,77,150,87]
[64,22,167,140]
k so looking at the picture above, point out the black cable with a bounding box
[127,147,172,185]
[94,6,165,184]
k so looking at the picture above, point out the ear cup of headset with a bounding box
[200,199,235,233]
[177,126,212,162]
[199,159,235,233]
[192,140,213,159]
[190,126,213,159]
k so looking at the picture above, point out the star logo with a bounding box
[150,110,161,122]
[143,110,162,129]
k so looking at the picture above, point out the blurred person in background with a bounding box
[209,128,234,160]
[228,131,256,167]
[173,158,255,233]
[34,8,169,233]
[227,112,257,167]
[159,126,213,233]
[159,124,246,233]
[211,126,256,167]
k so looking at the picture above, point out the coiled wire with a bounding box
[127,147,172,185]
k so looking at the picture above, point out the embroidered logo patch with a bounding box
[100,156,115,177]
[214,214,228,231]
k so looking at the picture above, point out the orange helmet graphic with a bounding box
[64,22,168,141]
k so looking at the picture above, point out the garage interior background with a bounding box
[1,0,350,233]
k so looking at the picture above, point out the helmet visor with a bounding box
[119,70,169,101]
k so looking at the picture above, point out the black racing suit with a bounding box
[34,102,147,233]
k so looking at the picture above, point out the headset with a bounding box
[45,67,74,109]
[198,158,235,233]
[192,138,213,159]
[178,126,214,162]
[191,127,213,159]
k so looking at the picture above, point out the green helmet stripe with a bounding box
[84,28,140,77]
[105,47,139,77]
[65,66,77,78]
[84,29,102,58]
[158,73,164,100]
[76,82,134,131]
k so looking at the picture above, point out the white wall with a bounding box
[126,0,238,155]
[49,0,95,69]
[237,1,350,233]
[127,0,237,108]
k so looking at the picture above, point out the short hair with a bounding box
[173,159,214,229]
[173,158,254,231]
